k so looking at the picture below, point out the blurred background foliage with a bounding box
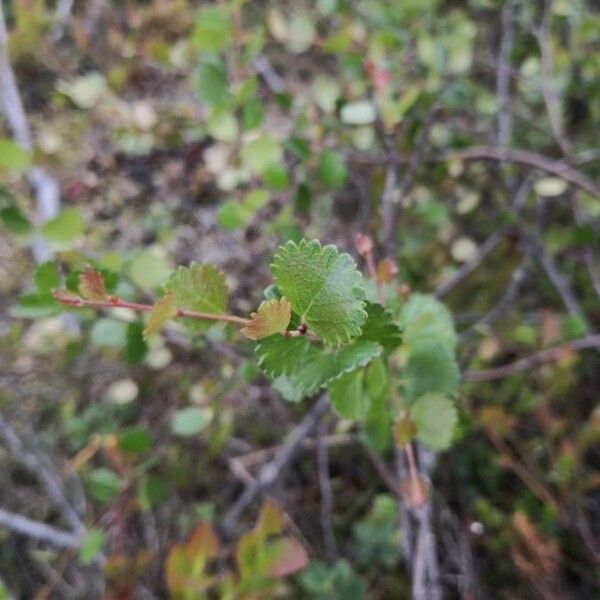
[0,0,599,597]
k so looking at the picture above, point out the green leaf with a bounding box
[328,357,392,446]
[410,393,457,450]
[242,97,265,130]
[41,208,85,243]
[171,407,213,437]
[294,182,312,215]
[206,109,238,142]
[311,76,341,113]
[56,73,107,109]
[256,335,382,400]
[128,248,172,290]
[118,428,152,454]
[0,205,32,234]
[286,13,316,54]
[34,261,60,292]
[90,318,127,348]
[191,7,232,53]
[123,321,148,364]
[217,200,248,230]
[328,369,366,420]
[287,137,310,161]
[318,149,347,188]
[165,263,228,333]
[358,302,402,350]
[241,298,291,340]
[353,495,401,568]
[400,293,457,351]
[13,292,59,318]
[241,135,282,175]
[271,375,304,403]
[86,468,121,504]
[137,476,168,510]
[340,101,377,125]
[363,359,392,451]
[262,163,289,190]
[144,293,177,338]
[256,335,308,379]
[300,560,367,600]
[0,138,31,172]
[195,61,231,108]
[217,189,269,231]
[271,239,367,345]
[404,341,459,400]
[78,528,106,564]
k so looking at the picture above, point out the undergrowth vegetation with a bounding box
[0,0,599,598]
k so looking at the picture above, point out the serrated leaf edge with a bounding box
[270,239,368,346]
[165,262,228,313]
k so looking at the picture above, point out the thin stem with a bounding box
[53,293,251,326]
[405,442,425,508]
[366,253,384,304]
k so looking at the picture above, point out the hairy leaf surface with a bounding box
[256,335,381,401]
[400,293,457,351]
[403,342,459,400]
[241,297,291,340]
[410,393,457,450]
[358,302,402,350]
[165,263,227,333]
[144,293,177,338]
[271,239,367,345]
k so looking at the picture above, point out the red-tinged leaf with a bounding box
[186,521,220,560]
[79,269,109,300]
[241,297,291,340]
[165,522,219,593]
[393,415,416,445]
[376,258,398,284]
[267,536,309,578]
[354,232,373,257]
[255,500,284,538]
[165,546,192,592]
[52,289,84,306]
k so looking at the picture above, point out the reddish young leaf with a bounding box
[241,297,291,340]
[186,521,220,559]
[79,269,109,301]
[52,289,84,306]
[376,258,398,284]
[354,232,374,257]
[267,536,309,578]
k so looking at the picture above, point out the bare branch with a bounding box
[530,234,588,325]
[496,1,515,148]
[51,0,75,41]
[383,100,441,255]
[0,508,80,549]
[472,251,532,333]
[0,2,60,263]
[316,419,338,560]
[449,147,600,199]
[436,231,504,299]
[463,335,600,382]
[437,176,532,299]
[0,412,85,537]
[349,145,600,199]
[254,56,286,94]
[221,394,330,535]
[533,0,572,156]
